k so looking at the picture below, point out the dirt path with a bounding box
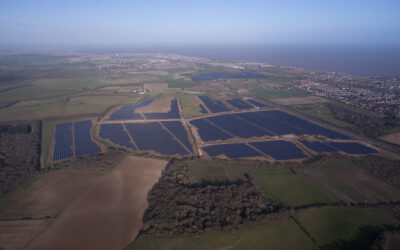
[26,156,167,250]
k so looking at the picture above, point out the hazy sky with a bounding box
[1,0,399,47]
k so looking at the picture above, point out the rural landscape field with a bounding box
[2,1,400,249]
[0,51,399,250]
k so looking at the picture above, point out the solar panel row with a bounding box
[53,122,73,161]
[125,122,189,156]
[161,121,193,153]
[199,104,208,114]
[246,99,267,108]
[108,99,154,120]
[99,123,135,150]
[202,140,306,160]
[198,95,231,113]
[190,110,349,141]
[74,120,101,157]
[226,99,253,110]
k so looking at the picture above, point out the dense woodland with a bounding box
[0,121,41,196]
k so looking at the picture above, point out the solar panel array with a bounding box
[263,110,349,139]
[300,140,337,153]
[161,121,193,153]
[53,122,73,161]
[202,143,262,158]
[226,99,253,110]
[207,114,270,138]
[99,123,135,150]
[250,140,307,160]
[237,112,305,135]
[142,99,180,119]
[246,99,267,108]
[190,119,233,141]
[199,104,208,114]
[73,120,101,157]
[328,142,377,154]
[198,96,231,113]
[108,99,154,120]
[191,111,349,141]
[125,122,189,156]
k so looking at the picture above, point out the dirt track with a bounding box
[26,156,167,250]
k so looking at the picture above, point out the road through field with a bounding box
[27,156,167,250]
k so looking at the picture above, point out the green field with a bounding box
[185,159,337,207]
[294,207,398,246]
[0,95,142,122]
[180,94,204,119]
[247,168,337,207]
[252,88,310,99]
[166,80,196,88]
[129,218,318,250]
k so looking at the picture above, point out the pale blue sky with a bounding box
[0,0,399,47]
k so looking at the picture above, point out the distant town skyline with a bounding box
[1,0,399,47]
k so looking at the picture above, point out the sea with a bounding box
[79,44,400,77]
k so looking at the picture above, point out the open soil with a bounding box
[26,156,167,250]
[380,132,400,146]
[135,95,172,113]
[0,219,53,250]
[0,171,101,219]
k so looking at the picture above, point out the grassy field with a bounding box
[252,88,310,99]
[166,80,196,88]
[129,218,318,250]
[247,168,338,207]
[298,159,400,203]
[180,94,204,119]
[185,159,337,207]
[0,94,142,122]
[294,207,398,246]
[290,100,384,130]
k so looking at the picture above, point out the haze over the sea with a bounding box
[1,0,399,76]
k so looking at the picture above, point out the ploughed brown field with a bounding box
[0,156,166,250]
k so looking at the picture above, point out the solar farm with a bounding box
[51,95,378,161]
[52,120,101,161]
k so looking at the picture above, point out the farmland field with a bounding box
[129,218,317,250]
[26,156,167,250]
[294,207,398,246]
[1,52,399,250]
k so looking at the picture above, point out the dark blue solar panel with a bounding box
[125,122,189,155]
[108,99,154,120]
[99,123,135,149]
[236,112,305,135]
[207,114,270,138]
[300,140,338,153]
[226,99,253,110]
[53,122,73,161]
[199,104,208,114]
[246,99,267,108]
[328,142,377,154]
[202,143,262,158]
[263,110,349,139]
[250,140,307,160]
[143,99,180,119]
[74,120,101,157]
[161,121,193,153]
[190,119,233,141]
[198,96,231,113]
